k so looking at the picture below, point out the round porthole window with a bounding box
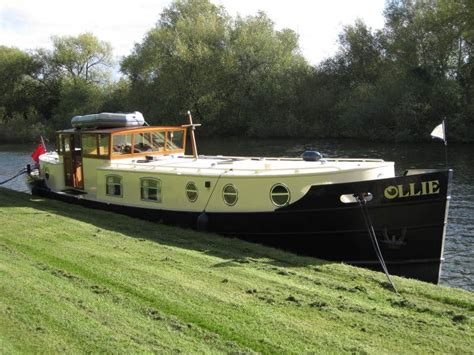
[223,184,238,206]
[185,182,198,202]
[270,184,290,207]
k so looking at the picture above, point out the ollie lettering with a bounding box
[384,180,440,199]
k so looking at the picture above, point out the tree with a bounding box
[121,0,310,136]
[338,20,384,83]
[382,0,472,139]
[122,0,230,127]
[0,46,42,121]
[51,33,113,83]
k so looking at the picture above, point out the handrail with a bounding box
[196,154,385,163]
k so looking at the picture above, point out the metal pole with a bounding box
[188,111,199,159]
[443,120,448,169]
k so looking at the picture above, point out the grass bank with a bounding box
[0,188,472,353]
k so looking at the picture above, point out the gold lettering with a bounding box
[385,180,441,200]
[384,185,398,199]
[397,184,410,198]
[421,181,428,195]
[409,182,421,196]
[428,180,440,195]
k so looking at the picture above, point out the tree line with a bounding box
[1,0,473,143]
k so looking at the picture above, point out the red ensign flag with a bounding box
[31,144,46,163]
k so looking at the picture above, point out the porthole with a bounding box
[223,184,238,206]
[270,184,290,207]
[185,181,198,202]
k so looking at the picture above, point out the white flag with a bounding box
[431,121,446,143]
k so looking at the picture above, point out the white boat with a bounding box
[28,112,452,283]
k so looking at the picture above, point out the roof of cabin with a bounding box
[56,126,185,134]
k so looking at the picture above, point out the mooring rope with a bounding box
[0,167,28,186]
[356,195,398,293]
[202,170,228,213]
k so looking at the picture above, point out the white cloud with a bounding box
[0,0,385,64]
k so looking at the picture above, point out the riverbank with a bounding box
[0,187,472,353]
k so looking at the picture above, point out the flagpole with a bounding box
[442,120,448,168]
[40,135,47,151]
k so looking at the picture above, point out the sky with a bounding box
[0,0,386,66]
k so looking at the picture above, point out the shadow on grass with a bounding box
[0,187,328,269]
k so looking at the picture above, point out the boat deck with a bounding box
[100,155,394,177]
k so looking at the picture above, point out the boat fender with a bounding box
[302,150,323,162]
[197,212,209,231]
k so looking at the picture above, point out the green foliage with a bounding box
[121,0,230,126]
[1,188,473,352]
[0,113,50,143]
[1,0,474,142]
[51,80,107,129]
[51,32,113,83]
[311,0,474,141]
[0,46,42,121]
[0,34,114,142]
[121,0,308,136]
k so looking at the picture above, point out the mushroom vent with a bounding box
[301,150,323,162]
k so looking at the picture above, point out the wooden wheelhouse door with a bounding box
[62,134,83,189]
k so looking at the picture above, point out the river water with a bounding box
[1,139,473,291]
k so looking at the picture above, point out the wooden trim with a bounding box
[109,149,185,160]
[183,128,187,153]
[82,154,110,160]
[108,134,112,158]
[79,132,111,159]
[96,134,100,157]
[109,126,186,135]
[109,127,187,160]
[98,133,111,159]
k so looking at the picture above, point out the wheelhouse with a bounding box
[56,126,187,160]
[55,126,187,190]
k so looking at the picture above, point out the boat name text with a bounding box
[384,180,440,199]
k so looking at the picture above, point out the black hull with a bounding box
[31,169,452,284]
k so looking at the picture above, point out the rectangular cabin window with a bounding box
[133,132,165,153]
[166,130,184,151]
[112,134,132,155]
[140,178,162,202]
[56,135,62,155]
[106,175,122,197]
[62,135,71,153]
[82,134,98,156]
[98,134,109,157]
[150,131,166,151]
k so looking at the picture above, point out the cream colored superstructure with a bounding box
[40,151,394,213]
[82,158,111,196]
[39,153,66,191]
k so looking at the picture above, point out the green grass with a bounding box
[0,187,472,353]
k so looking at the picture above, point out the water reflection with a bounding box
[1,139,472,291]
